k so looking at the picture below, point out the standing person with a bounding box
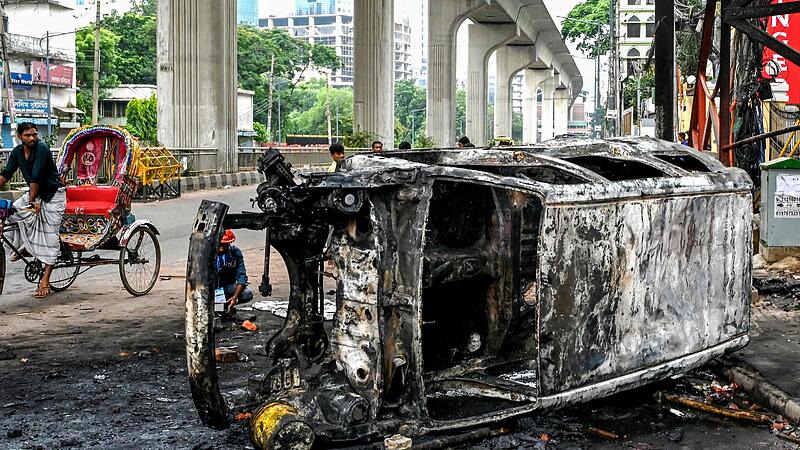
[0,123,65,298]
[216,229,254,314]
[457,136,471,148]
[677,132,689,146]
[371,141,384,152]
[398,141,412,150]
[328,143,345,172]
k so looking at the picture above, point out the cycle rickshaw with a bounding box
[0,125,161,296]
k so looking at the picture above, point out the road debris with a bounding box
[241,320,258,332]
[587,426,621,440]
[384,434,412,449]
[664,394,773,423]
[215,347,239,363]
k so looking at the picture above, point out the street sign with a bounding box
[606,109,618,119]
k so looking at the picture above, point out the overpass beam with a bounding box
[427,0,487,147]
[157,0,238,172]
[465,23,518,147]
[353,0,395,149]
[522,69,549,144]
[494,45,537,140]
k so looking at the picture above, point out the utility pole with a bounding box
[654,0,675,141]
[595,22,601,138]
[607,0,618,136]
[325,71,332,145]
[0,0,16,144]
[91,0,101,124]
[266,54,275,142]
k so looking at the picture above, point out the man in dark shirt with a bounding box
[216,229,254,314]
[0,123,66,298]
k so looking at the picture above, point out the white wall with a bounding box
[237,90,255,132]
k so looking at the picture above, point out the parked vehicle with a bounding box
[0,125,161,296]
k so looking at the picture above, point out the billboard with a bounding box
[762,0,800,105]
[30,61,74,88]
[10,72,33,90]
[14,99,48,115]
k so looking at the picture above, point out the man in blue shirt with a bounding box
[216,229,253,313]
[0,123,65,298]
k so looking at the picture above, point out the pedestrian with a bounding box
[677,132,689,146]
[328,143,345,172]
[398,141,412,150]
[216,229,254,314]
[0,122,66,298]
[457,136,471,148]
[372,141,384,152]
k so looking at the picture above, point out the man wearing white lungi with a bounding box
[0,123,65,298]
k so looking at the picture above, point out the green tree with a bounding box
[125,93,158,145]
[284,84,353,137]
[623,65,655,123]
[393,80,426,142]
[414,135,436,148]
[75,26,121,121]
[131,0,157,16]
[237,26,342,127]
[561,0,610,58]
[100,10,157,84]
[456,88,466,140]
[253,122,269,143]
[512,111,523,143]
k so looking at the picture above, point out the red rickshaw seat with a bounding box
[65,185,120,217]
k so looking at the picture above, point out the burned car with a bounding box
[185,137,752,449]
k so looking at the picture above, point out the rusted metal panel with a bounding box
[537,192,752,395]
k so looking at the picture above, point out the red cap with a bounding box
[220,229,236,245]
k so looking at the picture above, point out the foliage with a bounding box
[456,88,466,140]
[622,65,655,123]
[284,84,353,138]
[561,0,610,58]
[393,80,426,143]
[75,26,121,90]
[237,26,342,127]
[125,93,158,145]
[512,111,523,143]
[100,10,157,84]
[130,0,157,16]
[414,135,436,148]
[343,130,376,149]
[253,122,269,143]
[76,91,93,125]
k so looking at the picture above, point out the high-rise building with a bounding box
[261,11,412,88]
[294,0,352,16]
[238,0,259,26]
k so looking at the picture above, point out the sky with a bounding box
[259,0,597,109]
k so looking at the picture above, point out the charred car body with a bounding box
[185,137,752,449]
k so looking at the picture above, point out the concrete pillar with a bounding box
[157,0,238,172]
[522,69,549,144]
[539,77,558,141]
[493,45,537,140]
[427,0,487,147]
[465,23,518,147]
[553,88,571,137]
[353,0,395,149]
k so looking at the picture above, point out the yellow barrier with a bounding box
[134,147,182,186]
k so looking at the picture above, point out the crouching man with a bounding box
[216,229,254,314]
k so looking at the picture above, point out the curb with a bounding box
[717,357,800,423]
[180,170,266,193]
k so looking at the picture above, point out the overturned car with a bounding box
[185,137,752,449]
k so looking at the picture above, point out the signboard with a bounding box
[14,98,48,115]
[10,72,32,90]
[2,116,57,126]
[606,109,618,119]
[30,62,74,87]
[775,173,800,218]
[762,0,800,105]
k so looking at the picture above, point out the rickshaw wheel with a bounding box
[119,226,161,296]
[50,247,80,292]
[24,260,43,283]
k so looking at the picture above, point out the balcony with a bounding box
[7,33,74,62]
